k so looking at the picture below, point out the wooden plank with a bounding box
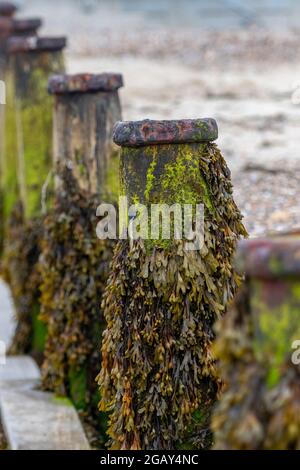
[0,379,90,450]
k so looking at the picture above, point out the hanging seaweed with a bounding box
[98,118,247,450]
[212,236,300,450]
[1,202,44,356]
[39,164,115,445]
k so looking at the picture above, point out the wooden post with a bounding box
[2,36,66,224]
[98,118,247,450]
[0,18,42,78]
[1,36,66,359]
[0,19,41,251]
[213,235,300,450]
[40,73,123,438]
[49,73,123,200]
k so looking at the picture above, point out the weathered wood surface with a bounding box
[2,37,65,222]
[50,73,123,199]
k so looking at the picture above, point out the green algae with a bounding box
[103,149,120,203]
[52,396,73,407]
[1,68,19,222]
[251,278,300,388]
[68,365,88,411]
[1,49,65,357]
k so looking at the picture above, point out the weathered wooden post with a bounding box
[0,18,42,77]
[40,73,123,439]
[212,235,300,450]
[1,36,66,357]
[50,73,122,200]
[0,18,41,250]
[98,118,247,450]
[4,36,66,221]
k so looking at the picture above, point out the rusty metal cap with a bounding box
[236,235,300,279]
[113,118,218,147]
[48,73,124,94]
[0,2,17,17]
[12,18,42,34]
[7,36,67,53]
[0,17,41,39]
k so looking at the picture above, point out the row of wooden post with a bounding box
[0,1,299,450]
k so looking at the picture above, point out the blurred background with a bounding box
[13,0,300,235]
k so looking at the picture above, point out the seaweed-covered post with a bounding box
[212,235,300,450]
[40,73,123,433]
[1,36,66,357]
[98,118,247,450]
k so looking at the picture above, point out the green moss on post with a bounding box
[0,17,42,253]
[98,118,247,450]
[39,73,123,443]
[4,36,66,220]
[212,235,300,450]
[1,36,66,359]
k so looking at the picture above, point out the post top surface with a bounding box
[12,18,42,33]
[0,2,17,17]
[48,73,124,94]
[7,36,67,53]
[113,118,218,147]
[0,17,41,36]
[236,233,300,279]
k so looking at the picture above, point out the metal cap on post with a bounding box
[10,18,42,36]
[48,72,123,94]
[113,118,218,147]
[0,17,42,76]
[48,72,123,197]
[8,36,67,54]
